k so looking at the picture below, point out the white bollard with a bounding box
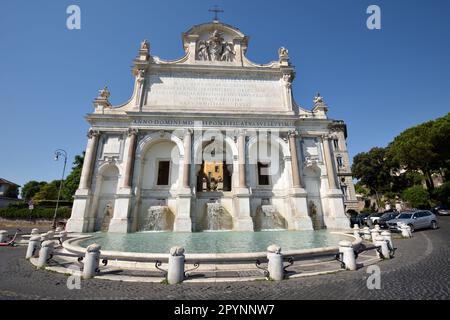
[37,240,54,268]
[363,227,371,240]
[167,246,186,284]
[46,231,55,239]
[55,227,62,233]
[374,224,381,231]
[371,229,380,244]
[59,231,68,244]
[83,243,101,279]
[375,235,390,259]
[339,240,357,271]
[25,236,41,259]
[267,244,284,281]
[0,230,8,243]
[400,224,411,238]
[353,225,360,238]
[30,228,40,236]
[406,225,413,237]
[381,230,393,251]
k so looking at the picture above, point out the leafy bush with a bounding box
[360,208,374,214]
[402,185,430,209]
[0,206,72,220]
[432,181,450,206]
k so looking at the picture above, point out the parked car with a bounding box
[368,212,384,225]
[378,212,400,229]
[432,205,450,216]
[387,210,438,232]
[350,212,371,227]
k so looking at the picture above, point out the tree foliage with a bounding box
[402,186,430,209]
[21,181,47,200]
[62,153,84,200]
[351,147,395,196]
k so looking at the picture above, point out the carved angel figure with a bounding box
[140,40,149,50]
[221,43,235,62]
[197,40,209,61]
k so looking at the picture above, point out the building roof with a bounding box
[0,178,20,187]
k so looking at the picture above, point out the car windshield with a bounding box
[397,213,412,219]
[381,213,395,219]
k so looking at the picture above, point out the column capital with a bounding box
[288,129,299,138]
[127,128,138,137]
[87,129,100,139]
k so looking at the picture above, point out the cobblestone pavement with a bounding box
[0,219,449,300]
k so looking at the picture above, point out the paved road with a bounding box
[0,218,449,300]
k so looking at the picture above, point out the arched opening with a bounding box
[248,136,288,231]
[137,140,180,231]
[195,137,234,193]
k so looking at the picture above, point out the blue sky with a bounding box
[0,0,449,188]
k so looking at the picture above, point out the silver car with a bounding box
[387,210,438,232]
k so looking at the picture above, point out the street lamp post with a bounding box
[53,149,68,229]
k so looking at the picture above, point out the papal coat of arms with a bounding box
[196,30,235,62]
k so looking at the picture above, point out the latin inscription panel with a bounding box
[144,72,284,110]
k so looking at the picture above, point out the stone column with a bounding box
[123,128,138,188]
[288,130,301,188]
[233,130,253,231]
[79,129,100,190]
[237,130,247,188]
[322,136,338,189]
[183,129,192,188]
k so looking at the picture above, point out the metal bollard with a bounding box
[83,243,101,279]
[168,246,185,284]
[37,240,54,268]
[26,236,41,259]
[267,244,284,281]
[371,229,380,244]
[363,227,371,240]
[0,230,8,243]
[339,240,357,271]
[375,235,390,259]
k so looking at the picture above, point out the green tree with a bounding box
[21,181,47,200]
[33,180,61,201]
[62,153,84,200]
[388,113,450,191]
[352,147,396,202]
[402,186,430,209]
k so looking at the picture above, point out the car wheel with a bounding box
[408,224,415,233]
[431,221,438,230]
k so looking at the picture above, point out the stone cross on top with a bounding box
[209,5,224,22]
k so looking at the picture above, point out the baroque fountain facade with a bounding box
[66,20,357,234]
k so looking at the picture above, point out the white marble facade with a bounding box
[66,21,356,233]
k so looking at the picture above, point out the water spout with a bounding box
[204,202,233,231]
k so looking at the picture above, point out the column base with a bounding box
[108,218,130,233]
[233,191,254,231]
[323,189,351,231]
[174,191,192,232]
[66,190,92,233]
[289,188,314,231]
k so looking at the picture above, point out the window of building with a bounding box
[258,162,270,186]
[336,156,343,168]
[156,161,170,186]
[333,139,339,150]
